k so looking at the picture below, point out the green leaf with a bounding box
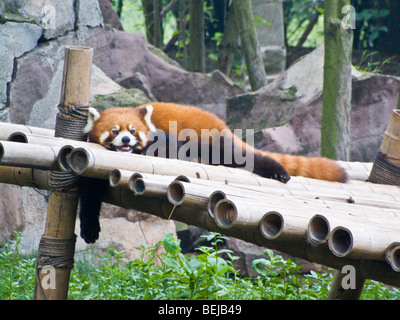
[162,233,180,255]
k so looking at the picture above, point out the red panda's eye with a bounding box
[111,129,119,135]
[130,129,136,134]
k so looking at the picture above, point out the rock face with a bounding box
[227,45,400,162]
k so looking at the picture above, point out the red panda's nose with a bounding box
[122,136,131,144]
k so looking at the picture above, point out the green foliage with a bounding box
[354,50,394,74]
[1,232,400,300]
[355,7,389,49]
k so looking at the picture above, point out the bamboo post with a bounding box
[34,46,93,300]
[368,109,400,184]
[327,269,365,300]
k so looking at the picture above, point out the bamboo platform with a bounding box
[1,122,400,289]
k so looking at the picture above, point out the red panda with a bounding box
[79,102,347,243]
[84,102,347,183]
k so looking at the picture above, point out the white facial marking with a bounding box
[99,131,110,144]
[144,105,157,133]
[138,131,147,146]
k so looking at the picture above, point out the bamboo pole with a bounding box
[369,109,400,184]
[328,225,400,260]
[259,210,310,242]
[34,46,93,300]
[7,131,106,150]
[327,269,365,300]
[131,177,171,197]
[101,186,400,287]
[0,122,54,140]
[0,141,64,170]
[66,146,264,184]
[0,165,50,189]
[167,180,217,208]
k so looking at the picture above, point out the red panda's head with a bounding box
[84,106,154,153]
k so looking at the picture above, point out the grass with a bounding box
[0,232,399,300]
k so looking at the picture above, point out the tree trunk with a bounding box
[142,0,155,45]
[232,0,268,91]
[217,7,238,76]
[321,0,353,161]
[153,0,163,48]
[189,0,205,73]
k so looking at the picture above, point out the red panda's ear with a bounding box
[84,107,101,133]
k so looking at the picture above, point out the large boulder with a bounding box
[227,45,400,162]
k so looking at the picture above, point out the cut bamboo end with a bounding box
[307,214,330,245]
[57,145,75,172]
[128,172,144,190]
[109,169,122,187]
[68,148,90,174]
[207,191,226,218]
[7,132,28,143]
[132,178,146,195]
[167,181,185,205]
[385,242,400,272]
[175,175,190,182]
[259,211,283,240]
[328,227,353,257]
[214,199,237,229]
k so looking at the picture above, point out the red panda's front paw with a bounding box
[80,222,100,244]
[272,172,291,184]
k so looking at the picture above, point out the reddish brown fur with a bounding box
[89,102,347,183]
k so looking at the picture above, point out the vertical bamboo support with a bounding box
[368,109,400,184]
[327,269,365,300]
[34,46,93,300]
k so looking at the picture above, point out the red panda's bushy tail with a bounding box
[263,151,348,183]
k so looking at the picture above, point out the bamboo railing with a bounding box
[1,122,400,290]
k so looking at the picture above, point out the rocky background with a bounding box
[0,0,399,275]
